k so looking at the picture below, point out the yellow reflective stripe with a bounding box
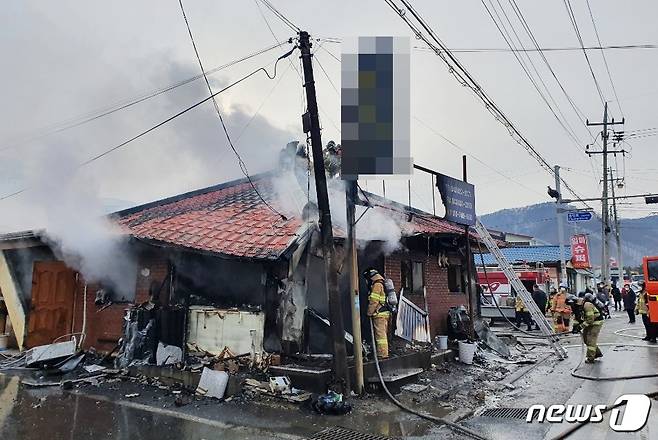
[376,339,388,344]
[369,293,386,302]
[375,312,391,318]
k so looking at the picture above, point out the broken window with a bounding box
[448,264,465,294]
[401,259,425,295]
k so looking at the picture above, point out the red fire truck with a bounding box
[642,256,658,323]
[477,263,552,322]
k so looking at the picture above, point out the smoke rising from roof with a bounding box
[0,56,297,295]
[273,144,403,253]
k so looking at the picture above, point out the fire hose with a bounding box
[369,318,491,440]
[551,336,658,438]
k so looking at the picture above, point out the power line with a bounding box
[319,38,658,53]
[0,60,290,202]
[253,3,340,135]
[562,0,606,105]
[506,0,603,184]
[585,0,623,117]
[256,0,300,32]
[0,42,287,153]
[480,0,583,148]
[383,0,592,209]
[314,52,339,95]
[413,116,545,198]
[177,0,288,219]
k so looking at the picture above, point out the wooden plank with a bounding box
[0,251,26,350]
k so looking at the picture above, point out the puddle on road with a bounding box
[0,373,456,439]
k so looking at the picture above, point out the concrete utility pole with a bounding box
[554,165,568,284]
[345,180,364,394]
[299,30,350,394]
[609,167,624,282]
[586,102,624,286]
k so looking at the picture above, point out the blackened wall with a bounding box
[175,252,268,307]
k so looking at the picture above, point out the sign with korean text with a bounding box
[570,234,591,269]
[436,173,476,226]
[567,211,593,222]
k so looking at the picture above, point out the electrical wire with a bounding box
[480,0,583,149]
[178,0,288,220]
[0,59,290,202]
[585,0,623,118]
[320,38,658,53]
[0,42,288,153]
[313,53,339,96]
[255,0,300,32]
[383,0,593,210]
[506,0,603,184]
[562,0,606,106]
[413,116,545,198]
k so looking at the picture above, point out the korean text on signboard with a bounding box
[570,234,591,269]
[436,173,476,226]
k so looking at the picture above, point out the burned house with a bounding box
[0,173,478,363]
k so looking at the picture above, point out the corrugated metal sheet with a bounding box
[395,290,431,343]
[477,245,573,265]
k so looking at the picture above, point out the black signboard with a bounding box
[436,173,476,226]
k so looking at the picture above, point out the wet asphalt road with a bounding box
[455,309,658,440]
[1,309,656,440]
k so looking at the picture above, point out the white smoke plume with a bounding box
[273,144,403,253]
[0,62,298,297]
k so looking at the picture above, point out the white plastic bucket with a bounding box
[436,335,448,350]
[0,334,8,351]
[458,341,476,365]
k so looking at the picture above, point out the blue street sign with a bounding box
[567,211,593,222]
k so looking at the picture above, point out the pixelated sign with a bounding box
[436,173,475,226]
[340,36,412,179]
[570,234,591,269]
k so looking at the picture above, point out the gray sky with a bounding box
[2,0,658,233]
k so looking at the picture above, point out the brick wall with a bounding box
[385,249,469,336]
[71,252,169,352]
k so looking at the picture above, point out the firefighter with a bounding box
[551,283,572,333]
[515,295,533,331]
[580,293,604,362]
[364,268,391,358]
[636,282,657,343]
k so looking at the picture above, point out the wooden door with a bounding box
[27,261,76,347]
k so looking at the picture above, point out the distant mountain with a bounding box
[480,202,658,267]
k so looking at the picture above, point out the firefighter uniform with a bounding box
[515,296,532,331]
[551,288,572,333]
[636,289,657,342]
[366,272,391,358]
[581,301,604,362]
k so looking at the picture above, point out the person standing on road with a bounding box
[575,293,604,363]
[611,282,622,311]
[515,295,533,331]
[551,283,572,333]
[636,282,657,343]
[622,283,636,324]
[597,284,612,318]
[531,284,547,330]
